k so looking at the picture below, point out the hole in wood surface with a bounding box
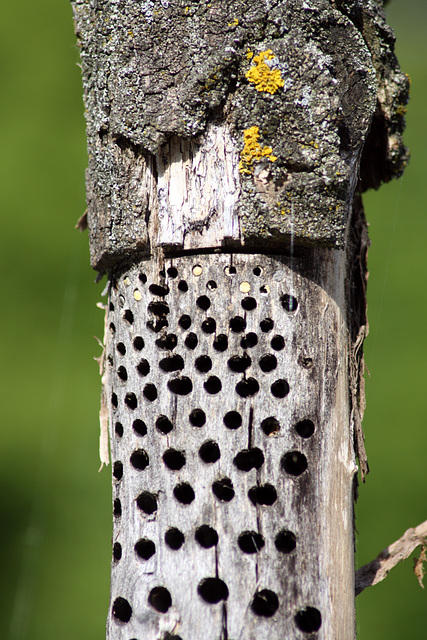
[224,265,236,276]
[178,279,188,292]
[248,484,277,506]
[135,538,156,560]
[295,607,322,632]
[167,266,178,278]
[155,333,177,350]
[112,597,132,623]
[185,332,198,349]
[116,342,126,355]
[195,355,212,373]
[198,578,229,603]
[115,422,124,438]
[133,336,144,350]
[251,589,279,617]
[192,264,203,276]
[117,366,128,381]
[163,449,186,470]
[212,478,235,502]
[148,587,172,613]
[271,335,285,351]
[197,295,211,310]
[136,359,150,376]
[130,449,149,470]
[147,318,168,333]
[281,294,298,312]
[148,300,170,316]
[195,525,218,548]
[165,527,185,550]
[201,317,216,334]
[229,316,246,332]
[136,491,157,514]
[168,377,193,395]
[236,377,259,397]
[260,318,274,333]
[228,353,251,373]
[156,415,173,434]
[113,542,122,562]
[173,483,195,504]
[149,284,169,297]
[113,498,122,518]
[123,309,134,324]
[238,531,265,554]
[298,355,314,369]
[159,354,184,372]
[199,441,220,463]
[275,530,297,553]
[261,416,280,436]
[133,419,147,436]
[118,295,125,308]
[113,461,123,480]
[223,411,242,430]
[241,296,257,311]
[282,451,308,476]
[260,285,269,295]
[233,448,264,471]
[204,376,222,394]
[271,379,289,398]
[295,419,315,438]
[253,266,262,276]
[143,384,158,401]
[139,272,147,284]
[111,393,118,409]
[109,322,116,334]
[125,392,138,410]
[190,408,206,427]
[213,334,228,351]
[241,332,258,349]
[207,280,217,290]
[179,314,191,329]
[109,301,115,311]
[259,354,277,372]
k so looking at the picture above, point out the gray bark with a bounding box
[71,0,408,638]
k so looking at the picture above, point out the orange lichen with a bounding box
[245,50,284,94]
[239,126,277,174]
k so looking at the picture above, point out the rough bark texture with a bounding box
[70,1,408,638]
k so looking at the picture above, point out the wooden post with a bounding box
[71,1,408,638]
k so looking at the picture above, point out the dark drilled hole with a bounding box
[282,451,307,476]
[111,393,118,409]
[167,266,178,278]
[178,280,188,292]
[261,416,280,436]
[116,342,126,355]
[136,491,157,514]
[136,358,150,376]
[198,578,229,604]
[155,333,177,350]
[223,411,242,430]
[298,355,314,369]
[295,607,322,632]
[133,336,144,350]
[159,354,184,372]
[130,449,149,470]
[168,376,193,395]
[118,295,125,308]
[173,483,195,504]
[195,525,219,548]
[123,309,134,324]
[271,379,289,398]
[117,366,128,381]
[199,441,220,463]
[201,317,216,334]
[248,484,277,506]
[259,354,277,372]
[213,334,228,351]
[241,296,257,311]
[125,392,138,410]
[271,335,285,351]
[207,280,217,290]
[233,448,264,471]
[281,294,298,312]
[148,300,170,316]
[185,332,198,349]
[179,314,191,329]
[133,419,147,436]
[135,538,155,560]
[165,527,185,550]
[143,383,158,401]
[139,272,147,283]
[113,498,122,518]
[260,318,274,332]
[275,530,297,553]
[236,377,259,397]
[147,318,168,333]
[163,449,186,471]
[190,408,206,427]
[225,265,237,275]
[229,316,246,332]
[149,283,169,297]
[204,376,222,394]
[253,266,262,276]
[212,478,234,502]
[260,285,269,295]
[148,587,172,613]
[113,461,123,480]
[113,542,122,562]
[228,353,251,373]
[241,332,258,349]
[115,422,124,438]
[197,295,211,310]
[251,589,279,617]
[238,531,265,554]
[295,419,315,438]
[156,415,173,434]
[109,322,116,334]
[195,355,212,373]
[112,597,132,623]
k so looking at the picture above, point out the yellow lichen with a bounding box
[228,18,239,27]
[245,50,284,94]
[246,49,254,59]
[239,126,277,174]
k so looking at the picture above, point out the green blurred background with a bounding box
[0,1,425,638]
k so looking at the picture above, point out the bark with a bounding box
[71,1,408,638]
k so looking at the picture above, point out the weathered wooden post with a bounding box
[71,0,408,638]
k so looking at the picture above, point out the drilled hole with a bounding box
[213,334,228,351]
[116,342,126,355]
[179,314,191,329]
[139,272,147,283]
[212,478,234,502]
[295,419,315,438]
[155,333,177,350]
[109,322,116,334]
[260,318,274,333]
[133,419,147,437]
[197,295,211,310]
[115,422,124,438]
[133,336,144,350]
[275,530,296,553]
[195,355,212,373]
[201,317,216,334]
[125,392,138,410]
[241,332,258,349]
[261,417,280,436]
[159,354,184,372]
[149,284,169,297]
[117,366,128,381]
[107,355,113,367]
[271,335,285,351]
[281,294,298,312]
[135,538,155,560]
[199,441,220,463]
[260,285,269,295]
[143,384,157,401]
[156,415,173,434]
[136,491,157,514]
[207,280,217,290]
[148,587,172,613]
[253,266,262,276]
[113,542,122,562]
[251,590,279,617]
[147,318,168,333]
[123,309,134,324]
[165,527,185,550]
[259,354,277,372]
[204,376,222,394]
[295,607,322,632]
[185,333,198,349]
[198,578,229,603]
[113,461,123,480]
[118,295,125,308]
[223,411,242,430]
[229,316,246,332]
[271,379,289,398]
[163,449,186,470]
[195,525,219,548]
[167,266,178,278]
[236,377,259,397]
[130,449,149,470]
[173,483,195,504]
[241,297,257,311]
[248,484,277,506]
[113,498,122,518]
[168,376,193,395]
[111,393,118,409]
[298,355,314,369]
[233,448,264,471]
[136,359,150,377]
[112,597,132,623]
[148,300,170,316]
[224,265,236,276]
[178,280,188,292]
[190,408,206,427]
[282,451,307,476]
[228,353,251,373]
[238,531,265,554]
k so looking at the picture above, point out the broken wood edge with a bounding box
[355,520,427,595]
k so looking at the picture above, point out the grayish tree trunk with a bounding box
[71,1,408,638]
